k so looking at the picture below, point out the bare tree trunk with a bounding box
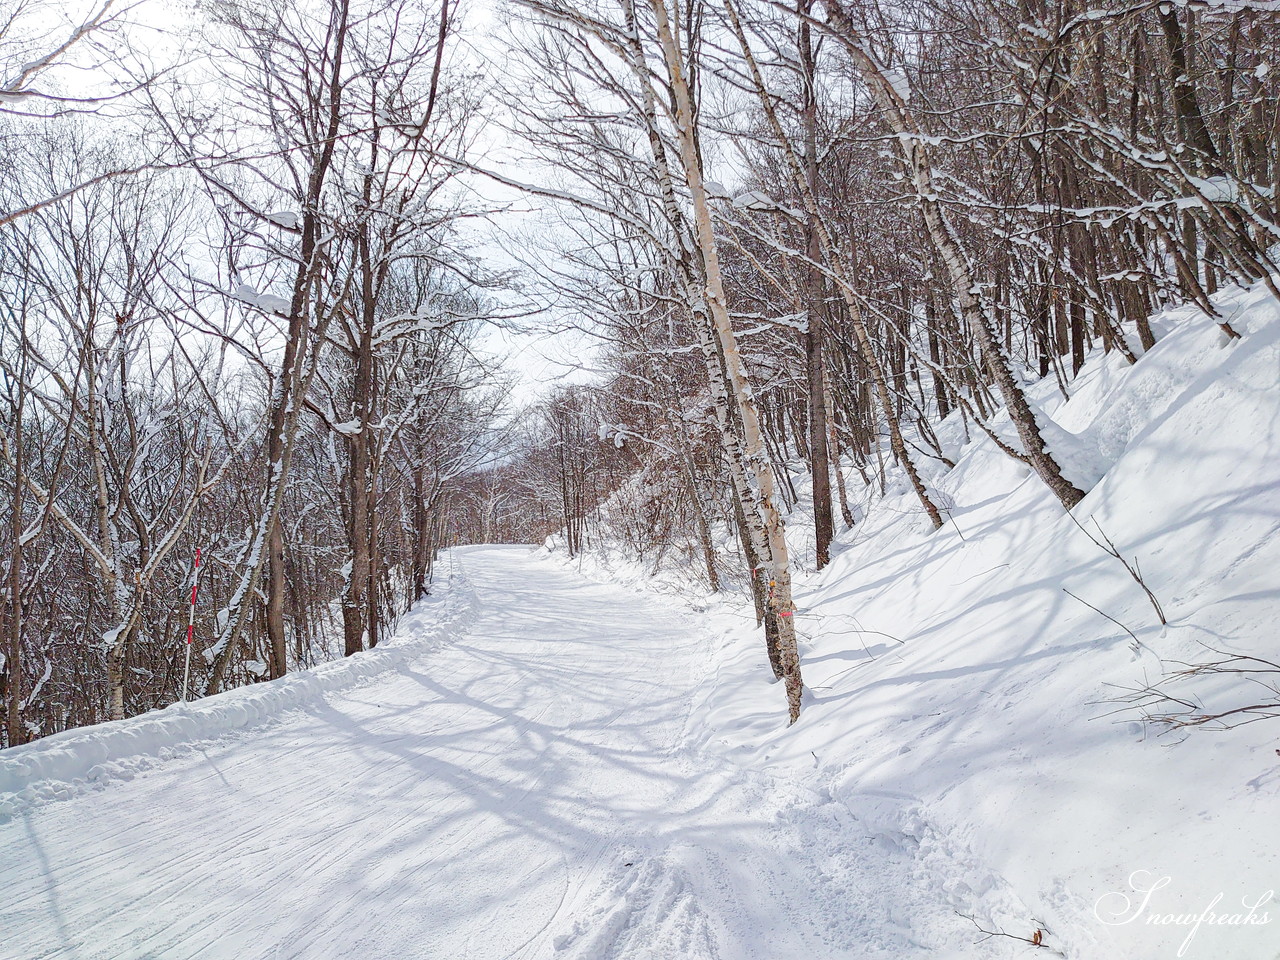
[367,470,380,648]
[618,0,781,668]
[4,362,27,745]
[648,0,804,722]
[799,0,833,568]
[342,223,378,659]
[266,519,288,677]
[823,364,855,529]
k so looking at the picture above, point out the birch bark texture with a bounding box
[645,0,804,721]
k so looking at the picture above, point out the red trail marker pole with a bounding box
[181,548,202,703]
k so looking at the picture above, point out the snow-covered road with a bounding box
[1,546,995,960]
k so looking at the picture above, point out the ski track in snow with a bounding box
[0,546,1016,960]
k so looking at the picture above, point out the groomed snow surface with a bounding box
[0,547,1005,960]
[2,278,1279,959]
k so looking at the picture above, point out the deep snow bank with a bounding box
[0,567,472,816]
[686,280,1280,959]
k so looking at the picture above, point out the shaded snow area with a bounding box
[1,283,1278,960]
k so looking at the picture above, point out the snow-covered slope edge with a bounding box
[0,563,475,816]
[688,281,1280,960]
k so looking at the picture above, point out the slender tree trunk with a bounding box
[823,364,855,529]
[648,0,804,722]
[343,227,377,659]
[266,519,288,677]
[367,474,380,648]
[4,381,26,745]
[621,0,782,669]
[799,0,833,568]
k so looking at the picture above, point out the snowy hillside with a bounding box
[671,279,1280,959]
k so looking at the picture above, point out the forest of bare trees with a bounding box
[0,0,506,744]
[476,0,1278,721]
[1,0,1276,738]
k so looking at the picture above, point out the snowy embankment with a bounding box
[666,280,1280,959]
[0,570,474,816]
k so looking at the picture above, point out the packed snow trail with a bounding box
[0,546,1009,960]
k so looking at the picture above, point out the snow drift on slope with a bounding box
[682,278,1280,960]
